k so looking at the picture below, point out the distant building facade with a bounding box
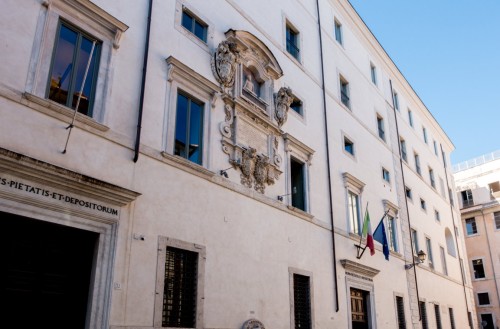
[454,151,500,329]
[0,0,475,328]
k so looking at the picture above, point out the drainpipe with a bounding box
[480,208,500,308]
[389,80,421,321]
[133,0,153,162]
[440,144,472,325]
[316,0,339,312]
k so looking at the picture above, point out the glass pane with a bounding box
[174,94,188,158]
[194,20,206,41]
[48,25,78,107]
[188,100,203,165]
[182,12,193,31]
[73,36,98,115]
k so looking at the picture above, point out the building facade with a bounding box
[0,0,475,328]
[454,151,500,329]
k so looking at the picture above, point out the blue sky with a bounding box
[348,0,500,164]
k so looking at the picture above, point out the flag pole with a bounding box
[355,202,369,259]
[62,40,96,154]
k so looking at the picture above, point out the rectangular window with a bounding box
[344,136,354,156]
[340,76,350,108]
[434,210,440,222]
[348,190,361,235]
[478,292,490,305]
[400,138,407,162]
[449,188,454,206]
[395,296,406,329]
[370,63,377,85]
[408,109,413,127]
[388,216,397,252]
[449,308,456,329]
[174,92,204,165]
[422,127,428,144]
[286,24,300,60]
[334,19,343,45]
[163,247,199,328]
[393,91,400,111]
[377,115,385,141]
[434,305,442,329]
[411,229,419,255]
[429,168,435,188]
[291,158,306,211]
[465,218,477,235]
[181,9,208,42]
[414,153,421,175]
[420,198,426,211]
[350,288,369,327]
[494,212,500,229]
[460,258,467,284]
[440,246,447,275]
[439,178,445,198]
[472,259,485,279]
[382,168,390,183]
[48,22,101,116]
[433,140,438,155]
[290,97,303,115]
[426,238,433,268]
[405,186,412,200]
[419,302,429,329]
[461,189,474,207]
[293,273,311,329]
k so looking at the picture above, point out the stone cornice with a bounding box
[340,259,380,278]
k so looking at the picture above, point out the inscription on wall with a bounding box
[0,174,119,217]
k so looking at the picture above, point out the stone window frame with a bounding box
[24,0,128,128]
[338,73,351,110]
[154,236,206,329]
[287,88,307,121]
[425,235,434,269]
[343,172,365,236]
[289,267,315,329]
[284,134,314,214]
[174,0,214,52]
[383,199,399,254]
[476,291,491,307]
[381,166,391,185]
[341,131,356,161]
[376,112,386,142]
[282,15,302,64]
[163,56,219,170]
[393,292,407,329]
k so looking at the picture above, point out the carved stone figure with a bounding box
[254,154,270,193]
[211,40,238,88]
[243,72,256,94]
[242,319,265,329]
[274,87,293,127]
[240,147,256,188]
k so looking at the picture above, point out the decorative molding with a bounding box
[242,319,265,329]
[54,0,128,48]
[342,172,365,193]
[166,56,220,96]
[283,133,315,164]
[0,147,140,206]
[340,259,380,278]
[23,92,109,132]
[211,40,239,89]
[383,199,399,215]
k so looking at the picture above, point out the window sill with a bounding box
[23,92,109,132]
[160,151,215,179]
[287,205,314,220]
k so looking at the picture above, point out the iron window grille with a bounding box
[434,305,442,329]
[162,247,198,328]
[449,308,456,329]
[395,296,406,329]
[419,302,428,329]
[293,274,311,329]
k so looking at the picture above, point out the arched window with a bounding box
[445,228,456,257]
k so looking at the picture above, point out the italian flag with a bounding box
[362,210,375,256]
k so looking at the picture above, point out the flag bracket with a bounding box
[355,243,368,259]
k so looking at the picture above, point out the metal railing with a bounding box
[452,150,500,173]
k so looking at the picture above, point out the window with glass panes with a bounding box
[174,92,204,165]
[181,9,207,42]
[348,191,361,235]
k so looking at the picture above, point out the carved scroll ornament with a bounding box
[242,319,265,329]
[211,40,238,88]
[274,87,293,127]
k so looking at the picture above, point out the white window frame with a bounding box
[289,267,315,329]
[154,236,206,329]
[283,16,302,64]
[376,113,386,142]
[343,172,365,236]
[383,199,399,254]
[334,18,343,45]
[175,0,214,51]
[25,0,128,127]
[342,131,356,160]
[370,62,377,85]
[339,74,351,109]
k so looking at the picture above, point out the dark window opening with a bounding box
[344,137,354,155]
[351,288,369,329]
[290,97,303,115]
[419,302,429,329]
[174,92,204,165]
[395,296,406,329]
[461,189,474,207]
[377,116,385,141]
[473,259,485,279]
[47,22,101,116]
[293,274,311,329]
[478,292,490,305]
[181,10,207,42]
[162,247,198,328]
[291,158,306,211]
[286,25,300,60]
[340,78,350,108]
[434,304,442,329]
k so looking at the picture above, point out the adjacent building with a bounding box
[0,0,476,328]
[454,151,500,329]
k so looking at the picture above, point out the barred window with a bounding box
[419,302,428,329]
[434,305,442,329]
[449,308,456,329]
[293,274,311,329]
[162,247,198,328]
[395,296,406,329]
